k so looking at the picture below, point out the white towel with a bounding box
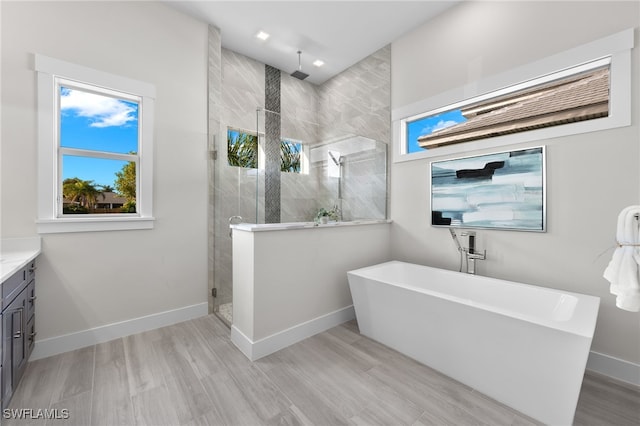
[603,205,640,312]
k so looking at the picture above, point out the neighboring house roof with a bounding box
[98,192,127,205]
[418,68,609,148]
[63,192,127,205]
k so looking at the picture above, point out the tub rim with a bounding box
[348,260,600,338]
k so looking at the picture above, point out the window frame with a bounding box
[226,127,309,175]
[392,28,634,163]
[280,138,309,174]
[35,54,156,233]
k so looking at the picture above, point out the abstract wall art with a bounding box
[431,146,545,231]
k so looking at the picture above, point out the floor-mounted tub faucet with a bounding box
[461,231,486,274]
[449,229,486,274]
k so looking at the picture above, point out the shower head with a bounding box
[328,150,342,166]
[291,70,309,80]
[449,228,463,252]
[291,50,309,80]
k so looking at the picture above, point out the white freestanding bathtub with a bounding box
[347,261,600,425]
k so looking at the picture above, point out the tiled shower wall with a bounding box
[308,137,387,221]
[316,45,391,220]
[209,28,391,311]
[279,72,321,222]
[318,45,391,144]
[213,47,265,308]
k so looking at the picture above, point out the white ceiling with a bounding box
[163,1,460,85]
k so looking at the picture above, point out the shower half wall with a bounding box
[210,38,391,324]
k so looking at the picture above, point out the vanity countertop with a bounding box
[1,237,42,283]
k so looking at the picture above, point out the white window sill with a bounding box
[36,216,155,234]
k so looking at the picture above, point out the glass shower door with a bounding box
[211,108,266,325]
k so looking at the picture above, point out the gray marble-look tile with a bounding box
[222,48,265,98]
[211,41,391,319]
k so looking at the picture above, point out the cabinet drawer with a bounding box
[25,281,35,321]
[26,316,35,360]
[2,261,35,311]
[2,268,26,311]
[26,260,36,283]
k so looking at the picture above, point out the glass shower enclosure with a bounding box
[212,107,387,325]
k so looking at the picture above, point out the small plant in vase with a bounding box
[315,207,339,224]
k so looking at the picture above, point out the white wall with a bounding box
[251,224,391,340]
[232,223,391,359]
[390,1,640,366]
[1,1,209,347]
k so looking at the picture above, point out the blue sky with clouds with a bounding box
[60,87,138,188]
[406,110,466,153]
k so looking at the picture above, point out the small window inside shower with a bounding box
[281,139,309,174]
[226,128,308,174]
[227,128,258,169]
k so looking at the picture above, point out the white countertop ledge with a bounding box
[231,219,391,232]
[1,237,42,283]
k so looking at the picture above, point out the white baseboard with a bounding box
[586,351,640,387]
[30,302,208,360]
[231,305,356,361]
[33,303,638,389]
[230,326,254,359]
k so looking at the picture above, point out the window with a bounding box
[393,28,633,162]
[227,128,307,173]
[280,140,303,173]
[227,129,258,169]
[405,63,609,153]
[59,83,139,215]
[36,54,155,233]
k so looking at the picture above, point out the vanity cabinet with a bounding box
[26,281,36,358]
[1,259,36,409]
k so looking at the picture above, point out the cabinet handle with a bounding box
[29,267,37,273]
[29,331,37,342]
[12,307,24,339]
[29,296,37,304]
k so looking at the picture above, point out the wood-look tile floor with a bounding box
[5,315,639,426]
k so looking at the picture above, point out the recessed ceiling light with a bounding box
[313,60,325,67]
[255,31,270,41]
